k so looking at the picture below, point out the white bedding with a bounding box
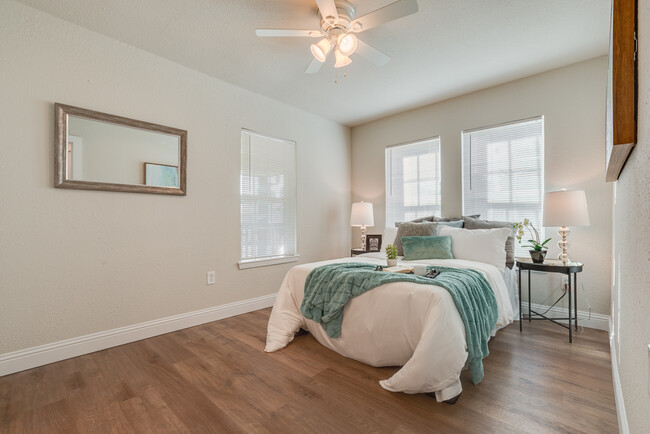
[265,255,514,401]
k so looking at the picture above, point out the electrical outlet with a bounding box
[206,271,216,285]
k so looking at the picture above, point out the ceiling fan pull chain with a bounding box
[334,70,349,84]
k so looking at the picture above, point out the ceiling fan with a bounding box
[255,0,419,73]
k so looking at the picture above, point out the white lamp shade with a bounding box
[337,33,358,56]
[543,190,590,227]
[350,202,374,227]
[334,49,352,68]
[310,39,331,62]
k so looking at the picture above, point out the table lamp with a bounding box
[350,202,374,250]
[543,189,590,265]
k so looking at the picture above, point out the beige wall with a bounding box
[0,1,351,355]
[351,56,613,316]
[611,0,650,431]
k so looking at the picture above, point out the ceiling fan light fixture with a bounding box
[337,33,358,56]
[310,38,332,62]
[334,49,352,68]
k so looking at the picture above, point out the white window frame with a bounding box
[238,129,298,269]
[461,116,545,257]
[385,137,442,227]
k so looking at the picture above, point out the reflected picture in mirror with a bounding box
[55,103,187,195]
[144,163,179,188]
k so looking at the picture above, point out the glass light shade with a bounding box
[310,39,331,62]
[350,202,374,227]
[543,190,590,227]
[334,49,352,68]
[337,33,358,56]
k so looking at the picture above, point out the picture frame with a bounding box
[366,234,383,252]
[144,162,180,188]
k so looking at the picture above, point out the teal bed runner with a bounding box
[300,262,498,384]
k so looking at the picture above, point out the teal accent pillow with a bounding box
[402,236,454,260]
[437,220,464,229]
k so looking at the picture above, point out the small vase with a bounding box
[529,249,547,264]
[387,259,398,267]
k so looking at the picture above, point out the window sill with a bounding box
[238,255,300,270]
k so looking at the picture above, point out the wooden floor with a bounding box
[0,308,618,433]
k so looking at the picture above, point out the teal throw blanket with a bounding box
[300,263,498,384]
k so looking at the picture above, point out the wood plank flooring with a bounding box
[0,308,618,433]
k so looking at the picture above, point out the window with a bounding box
[385,137,441,227]
[239,130,297,269]
[462,117,544,256]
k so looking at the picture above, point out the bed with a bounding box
[265,225,517,402]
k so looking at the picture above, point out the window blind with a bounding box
[385,138,441,227]
[462,117,544,256]
[240,130,297,265]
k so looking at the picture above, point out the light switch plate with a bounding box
[207,271,216,285]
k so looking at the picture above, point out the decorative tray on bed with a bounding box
[382,266,414,274]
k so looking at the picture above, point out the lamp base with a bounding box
[360,226,366,250]
[557,226,570,265]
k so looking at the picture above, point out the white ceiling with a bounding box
[17,0,610,126]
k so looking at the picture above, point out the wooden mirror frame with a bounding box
[55,103,187,195]
[605,0,637,182]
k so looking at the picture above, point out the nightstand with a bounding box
[516,258,584,343]
[351,248,371,257]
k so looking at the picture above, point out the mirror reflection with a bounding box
[67,116,180,187]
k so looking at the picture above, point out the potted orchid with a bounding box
[513,219,551,263]
[385,244,398,267]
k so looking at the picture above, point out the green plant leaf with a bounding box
[385,244,398,259]
[541,237,552,246]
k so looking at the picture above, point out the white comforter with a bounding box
[265,255,514,401]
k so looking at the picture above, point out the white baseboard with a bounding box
[0,293,277,377]
[519,302,610,331]
[609,318,629,434]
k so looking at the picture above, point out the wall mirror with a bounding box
[55,103,187,195]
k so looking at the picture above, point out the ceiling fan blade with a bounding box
[315,0,339,21]
[305,58,324,74]
[255,29,322,37]
[350,0,418,33]
[355,39,391,66]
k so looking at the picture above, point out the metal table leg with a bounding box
[528,270,532,322]
[568,271,572,343]
[518,266,522,331]
[574,272,578,331]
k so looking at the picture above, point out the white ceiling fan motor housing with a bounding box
[319,0,356,33]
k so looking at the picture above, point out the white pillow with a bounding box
[380,227,398,253]
[437,226,511,271]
